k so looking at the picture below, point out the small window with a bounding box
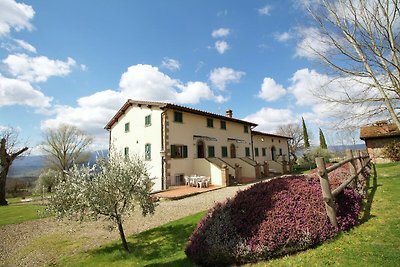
[145,115,151,126]
[145,143,151,160]
[272,139,274,142]
[279,140,281,143]
[124,122,130,132]
[208,146,215,157]
[170,144,188,158]
[279,148,283,155]
[124,147,129,159]
[220,120,226,130]
[244,125,249,133]
[255,147,259,157]
[245,147,250,157]
[207,118,214,128]
[174,111,183,123]
[262,148,266,156]
[221,146,228,157]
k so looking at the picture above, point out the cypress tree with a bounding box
[302,117,310,149]
[319,128,328,149]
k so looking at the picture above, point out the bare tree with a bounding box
[42,124,93,177]
[303,0,400,129]
[276,123,303,162]
[0,128,29,206]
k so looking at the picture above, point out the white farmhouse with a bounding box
[105,100,290,192]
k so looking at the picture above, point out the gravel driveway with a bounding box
[0,183,254,267]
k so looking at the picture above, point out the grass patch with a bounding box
[0,203,46,226]
[52,162,400,266]
[55,211,206,266]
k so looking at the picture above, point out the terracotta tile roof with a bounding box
[105,99,258,130]
[252,130,291,139]
[360,121,400,140]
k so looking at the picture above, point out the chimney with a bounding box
[226,109,233,118]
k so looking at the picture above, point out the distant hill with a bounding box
[8,150,108,178]
[328,143,366,152]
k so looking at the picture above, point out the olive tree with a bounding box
[35,169,62,193]
[47,152,156,252]
[0,127,29,206]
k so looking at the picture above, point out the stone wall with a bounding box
[365,137,400,163]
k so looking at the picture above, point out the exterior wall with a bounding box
[252,134,289,163]
[110,105,163,192]
[166,109,253,186]
[193,159,223,185]
[365,137,399,163]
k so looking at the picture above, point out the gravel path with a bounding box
[0,183,254,267]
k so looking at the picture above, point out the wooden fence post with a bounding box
[346,150,357,189]
[316,157,338,228]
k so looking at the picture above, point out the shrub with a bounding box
[297,147,331,169]
[382,141,400,162]
[185,165,364,266]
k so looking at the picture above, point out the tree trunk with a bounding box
[0,167,9,206]
[117,219,130,252]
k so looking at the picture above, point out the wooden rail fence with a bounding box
[315,150,371,228]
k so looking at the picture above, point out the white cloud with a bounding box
[160,57,181,71]
[0,0,34,36]
[274,32,292,42]
[258,5,272,15]
[215,40,230,54]
[211,28,230,38]
[244,107,297,133]
[120,64,226,104]
[14,39,36,53]
[288,68,329,106]
[0,74,52,110]
[209,67,245,90]
[295,27,332,59]
[258,77,286,101]
[3,53,77,82]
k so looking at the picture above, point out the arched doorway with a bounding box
[271,146,276,161]
[197,140,205,158]
[230,143,236,158]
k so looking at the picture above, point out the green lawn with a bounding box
[55,162,399,266]
[0,202,46,226]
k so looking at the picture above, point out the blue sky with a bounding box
[0,0,362,152]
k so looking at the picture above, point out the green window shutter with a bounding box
[125,122,130,132]
[170,145,176,158]
[244,125,248,133]
[183,145,188,158]
[262,148,266,156]
[221,146,227,157]
[255,147,259,157]
[208,146,215,157]
[145,144,151,160]
[145,115,151,126]
[174,112,183,122]
[220,121,226,129]
[245,147,250,157]
[207,118,213,128]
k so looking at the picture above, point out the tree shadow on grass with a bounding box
[360,164,381,224]
[89,217,199,266]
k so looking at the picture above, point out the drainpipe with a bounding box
[161,110,166,190]
[250,125,256,161]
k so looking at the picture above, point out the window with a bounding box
[174,111,183,123]
[145,143,151,160]
[145,115,151,126]
[272,138,274,142]
[279,148,283,155]
[245,147,250,157]
[255,147,259,157]
[124,122,130,132]
[220,120,226,130]
[124,147,129,159]
[208,146,215,157]
[207,118,214,128]
[262,147,266,156]
[221,146,228,157]
[244,125,249,133]
[170,144,188,158]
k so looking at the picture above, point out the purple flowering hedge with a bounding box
[185,164,366,266]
